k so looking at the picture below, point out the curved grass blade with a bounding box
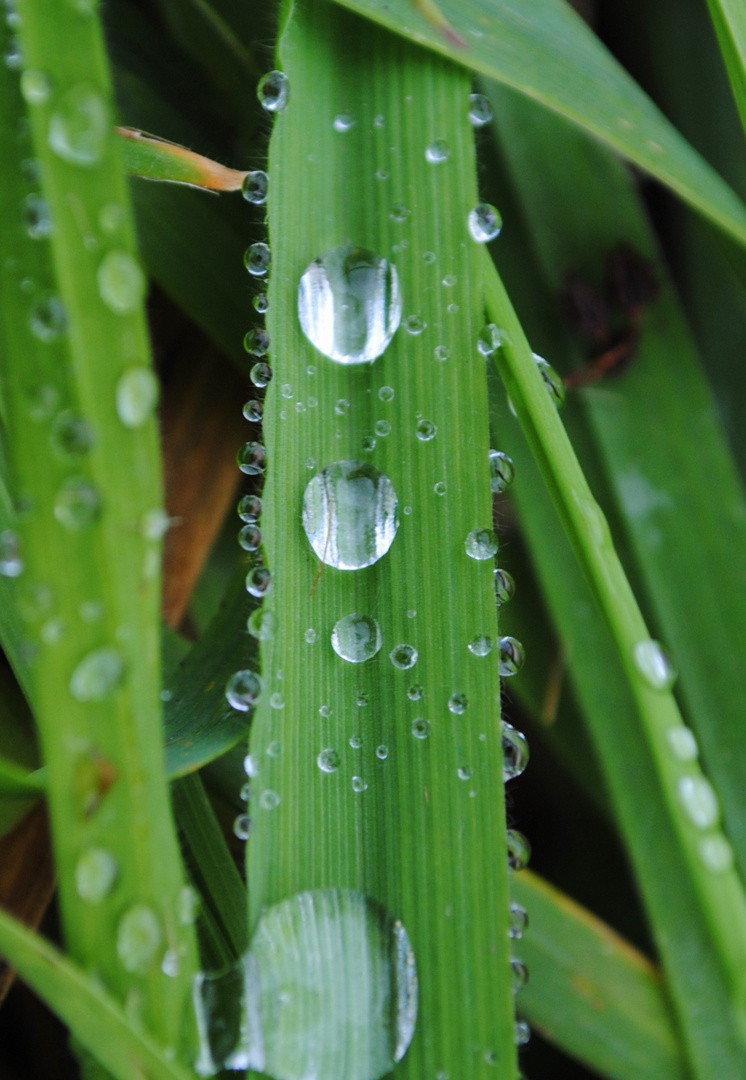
[117,127,247,190]
[705,0,746,135]
[329,0,746,249]
[0,760,45,796]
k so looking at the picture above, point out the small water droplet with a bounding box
[498,637,525,677]
[415,419,437,442]
[244,754,260,778]
[434,345,450,362]
[30,293,66,342]
[456,766,472,782]
[244,328,270,356]
[237,442,266,475]
[468,203,502,243]
[50,409,94,457]
[257,70,289,112]
[19,68,51,105]
[280,383,293,399]
[494,568,515,606]
[489,450,515,493]
[247,608,275,640]
[509,902,528,939]
[238,524,262,552]
[699,834,734,874]
[250,362,272,388]
[304,628,317,645]
[54,476,101,531]
[334,398,350,417]
[465,528,498,561]
[501,721,529,781]
[361,435,376,452]
[374,419,391,437]
[260,789,280,810]
[242,399,263,423]
[468,634,494,658]
[240,782,251,802]
[534,354,566,409]
[22,193,53,240]
[331,613,383,663]
[390,644,417,670]
[267,691,283,710]
[48,83,108,166]
[225,670,262,712]
[253,294,269,314]
[317,748,341,773]
[298,246,402,365]
[117,904,161,973]
[0,530,23,578]
[246,566,273,597]
[97,250,146,315]
[407,684,423,701]
[678,775,719,829]
[244,243,270,277]
[407,717,429,741]
[633,640,677,691]
[667,726,698,762]
[177,886,200,928]
[238,494,262,523]
[477,324,502,357]
[376,391,394,409]
[303,461,398,570]
[351,775,368,793]
[506,829,531,871]
[389,203,410,223]
[69,646,123,701]
[404,314,425,335]
[375,745,389,761]
[350,734,363,749]
[266,740,282,759]
[448,693,468,715]
[375,167,389,181]
[468,93,492,127]
[241,170,269,204]
[514,1020,531,1046]
[425,139,449,164]
[162,948,181,978]
[333,113,355,132]
[233,813,252,840]
[433,481,447,497]
[422,251,436,265]
[75,847,117,904]
[116,367,159,428]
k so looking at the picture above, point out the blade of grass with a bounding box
[705,0,746,136]
[329,0,746,250]
[250,0,517,1076]
[117,127,248,190]
[0,760,44,797]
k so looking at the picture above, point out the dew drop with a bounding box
[302,461,398,570]
[404,315,425,336]
[374,420,390,437]
[510,957,528,993]
[506,829,531,871]
[374,745,388,761]
[498,637,525,677]
[699,834,734,874]
[20,68,51,105]
[50,410,94,458]
[259,789,280,810]
[250,362,272,388]
[514,1020,531,1047]
[241,170,269,204]
[317,749,341,774]
[489,450,515,493]
[267,741,281,758]
[244,328,270,356]
[97,250,146,315]
[501,721,529,781]
[0,530,23,578]
[117,904,161,973]
[54,476,101,531]
[465,528,498,561]
[448,693,468,715]
[298,246,402,365]
[434,345,450,362]
[162,948,181,978]
[494,568,515,606]
[269,692,285,710]
[247,609,275,641]
[407,685,423,702]
[389,203,410,224]
[667,726,698,762]
[634,640,677,691]
[257,70,289,112]
[238,525,262,551]
[468,93,492,127]
[335,398,350,416]
[242,399,263,423]
[304,628,317,644]
[415,419,437,442]
[331,613,383,663]
[477,323,502,357]
[534,354,566,409]
[389,644,417,670]
[349,735,363,751]
[509,902,528,940]
[244,243,270,277]
[253,293,269,313]
[237,442,266,475]
[116,367,159,428]
[22,193,52,239]
[678,775,719,829]
[351,776,368,793]
[468,203,502,243]
[30,293,66,341]
[425,139,449,163]
[246,566,273,597]
[378,386,395,403]
[281,383,294,399]
[243,754,260,778]
[468,635,493,657]
[238,494,262,523]
[48,83,108,166]
[240,782,251,802]
[75,847,117,904]
[333,113,355,132]
[69,646,123,701]
[433,481,447,497]
[361,436,376,453]
[457,766,472,782]
[233,814,251,840]
[225,670,262,712]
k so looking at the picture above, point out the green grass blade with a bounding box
[705,0,746,136]
[329,0,746,249]
[0,908,195,1080]
[0,0,197,1054]
[512,871,688,1080]
[248,1,516,1076]
[117,127,247,190]
[0,759,45,796]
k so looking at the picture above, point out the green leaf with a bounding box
[117,126,247,190]
[705,0,746,136]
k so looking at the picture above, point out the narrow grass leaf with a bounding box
[117,127,247,190]
[705,0,746,136]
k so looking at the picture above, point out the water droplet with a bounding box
[404,315,425,335]
[501,721,529,781]
[225,670,262,712]
[434,345,450,362]
[244,242,270,277]
[22,193,52,240]
[374,388,394,407]
[140,508,170,542]
[361,435,376,452]
[300,628,316,646]
[477,324,502,357]
[407,685,423,701]
[257,70,289,112]
[4,35,22,69]
[312,748,340,775]
[238,524,262,552]
[69,647,123,701]
[373,419,391,438]
[498,637,525,677]
[242,399,263,424]
[678,775,719,829]
[117,904,161,973]
[534,354,566,409]
[389,203,410,223]
[489,450,515,493]
[242,170,269,204]
[351,775,368,793]
[240,782,251,802]
[259,789,280,810]
[244,754,260,778]
[281,383,294,399]
[509,902,528,939]
[415,419,437,442]
[465,528,498,561]
[666,726,698,762]
[30,293,66,341]
[433,481,447,497]
[0,530,23,577]
[303,461,398,570]
[54,476,101,531]
[333,113,355,132]
[633,640,677,691]
[75,847,117,903]
[246,566,273,597]
[116,367,159,428]
[267,692,283,711]
[254,293,269,314]
[48,83,108,166]
[233,813,252,840]
[425,139,449,164]
[375,168,389,181]
[97,250,146,315]
[446,302,459,315]
[422,251,436,265]
[247,608,275,640]
[250,362,272,388]
[494,568,515,606]
[468,203,502,243]
[334,398,350,416]
[506,829,531,871]
[298,246,402,365]
[237,495,262,524]
[331,613,382,664]
[514,1020,531,1046]
[178,885,200,927]
[448,693,468,715]
[20,68,51,105]
[349,735,364,752]
[376,745,389,760]
[266,741,282,760]
[410,718,429,740]
[468,93,492,127]
[244,328,270,357]
[161,948,181,978]
[50,409,94,457]
[457,766,472,781]
[699,835,734,874]
[237,442,266,475]
[389,644,417,670]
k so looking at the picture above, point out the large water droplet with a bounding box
[22,193,53,239]
[678,775,719,829]
[237,442,266,475]
[317,749,341,773]
[501,721,529,781]
[489,450,515,493]
[498,637,525,677]
[117,903,161,973]
[298,247,401,365]
[468,203,502,243]
[69,646,123,701]
[506,829,531,871]
[30,293,66,341]
[303,461,398,570]
[48,83,108,167]
[238,494,262,523]
[238,524,261,551]
[54,476,101,531]
[97,250,146,315]
[225,670,262,712]
[465,528,498,561]
[331,614,382,663]
[75,847,117,903]
[244,328,270,357]
[534,354,566,409]
[389,644,417,670]
[633,640,677,691]
[246,566,273,597]
[468,93,492,127]
[116,367,159,428]
[242,170,269,204]
[667,726,698,762]
[244,243,270,277]
[494,568,515,606]
[257,70,289,113]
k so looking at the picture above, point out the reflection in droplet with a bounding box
[331,614,382,663]
[242,170,269,204]
[302,461,398,570]
[465,528,498,561]
[468,635,493,657]
[468,94,492,127]
[257,70,289,113]
[489,450,515,493]
[506,830,531,871]
[468,203,502,243]
[237,442,266,476]
[498,637,525,677]
[448,694,468,715]
[245,566,273,598]
[389,644,417,670]
[501,721,529,781]
[494,568,515,606]
[225,670,262,712]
